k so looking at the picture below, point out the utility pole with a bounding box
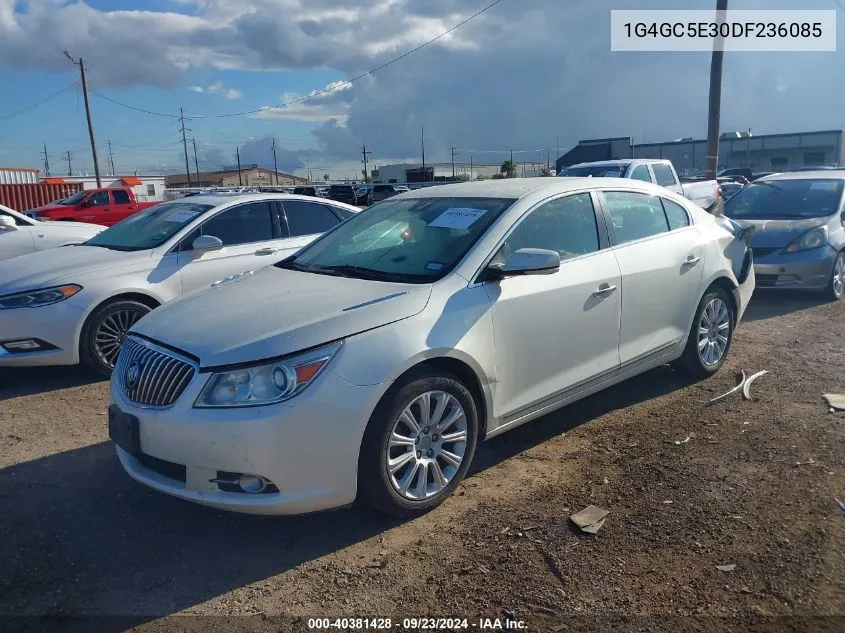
[64,51,101,187]
[236,146,243,186]
[746,128,751,167]
[42,143,50,177]
[107,140,116,176]
[510,149,513,164]
[65,150,72,177]
[450,146,458,179]
[361,145,371,183]
[192,138,200,184]
[470,155,473,181]
[705,0,729,179]
[179,107,192,187]
[271,138,279,185]
[421,124,426,182]
[546,148,551,172]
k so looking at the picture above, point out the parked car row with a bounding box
[4,170,842,518]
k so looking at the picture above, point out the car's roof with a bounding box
[396,177,658,200]
[568,158,666,168]
[172,192,358,210]
[758,170,845,181]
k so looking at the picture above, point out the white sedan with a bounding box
[0,193,359,376]
[0,203,105,261]
[108,178,755,517]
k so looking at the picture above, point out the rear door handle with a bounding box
[592,283,618,297]
[683,255,701,267]
[254,247,278,256]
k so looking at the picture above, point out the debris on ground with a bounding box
[709,370,746,405]
[822,393,845,412]
[742,370,769,400]
[835,498,845,513]
[674,435,691,445]
[570,505,610,534]
[716,564,736,573]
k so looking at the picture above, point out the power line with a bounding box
[87,0,507,121]
[0,82,77,122]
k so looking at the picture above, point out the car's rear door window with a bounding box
[603,191,670,244]
[661,198,691,230]
[197,202,274,246]
[651,163,677,187]
[282,200,341,236]
[629,165,652,182]
[112,190,131,204]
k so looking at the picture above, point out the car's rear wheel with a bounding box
[79,299,152,378]
[825,251,845,301]
[674,286,735,378]
[358,368,479,517]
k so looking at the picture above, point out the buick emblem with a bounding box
[126,360,142,389]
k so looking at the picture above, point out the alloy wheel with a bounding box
[386,390,468,501]
[697,297,730,367]
[833,254,845,298]
[94,308,147,369]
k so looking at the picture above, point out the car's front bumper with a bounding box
[0,300,85,366]
[110,365,388,515]
[752,245,837,291]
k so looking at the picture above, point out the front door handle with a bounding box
[592,283,618,297]
[254,247,278,256]
[683,255,701,267]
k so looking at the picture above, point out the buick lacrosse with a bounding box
[109,178,754,516]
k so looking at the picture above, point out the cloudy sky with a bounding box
[1,0,843,179]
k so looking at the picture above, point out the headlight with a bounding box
[194,341,342,408]
[0,284,82,309]
[786,226,828,253]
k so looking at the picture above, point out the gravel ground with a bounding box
[0,292,843,633]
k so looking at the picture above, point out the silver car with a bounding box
[109,178,754,517]
[724,171,845,300]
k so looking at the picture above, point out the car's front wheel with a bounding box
[80,299,152,378]
[358,368,479,517]
[675,286,735,378]
[826,251,844,301]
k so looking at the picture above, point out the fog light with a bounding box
[4,340,40,351]
[237,474,266,493]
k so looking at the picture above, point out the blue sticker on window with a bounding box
[425,262,444,271]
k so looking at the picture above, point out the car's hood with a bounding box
[37,220,106,231]
[28,203,66,214]
[132,266,432,367]
[732,217,828,248]
[0,245,152,293]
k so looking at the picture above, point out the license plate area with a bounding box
[108,405,141,456]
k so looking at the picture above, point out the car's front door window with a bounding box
[491,193,600,266]
[88,191,111,206]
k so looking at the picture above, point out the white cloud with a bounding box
[189,80,241,98]
[206,80,224,94]
[188,85,204,93]
[225,88,242,99]
[253,80,352,122]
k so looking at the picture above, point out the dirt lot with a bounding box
[1,293,843,633]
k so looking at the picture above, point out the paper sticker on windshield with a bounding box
[809,181,838,191]
[166,210,202,223]
[429,208,487,230]
[425,262,444,271]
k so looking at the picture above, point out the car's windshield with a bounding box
[84,202,213,251]
[277,196,516,283]
[725,179,844,219]
[330,185,352,193]
[561,165,624,177]
[60,191,88,205]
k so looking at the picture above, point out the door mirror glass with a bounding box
[487,248,560,279]
[0,216,19,231]
[191,235,224,254]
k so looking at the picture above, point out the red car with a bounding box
[30,187,159,226]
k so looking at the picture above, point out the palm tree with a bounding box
[500,160,517,178]
[323,174,330,182]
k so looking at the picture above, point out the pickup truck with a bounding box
[559,159,721,211]
[27,187,160,226]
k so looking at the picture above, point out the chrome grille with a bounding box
[115,337,196,407]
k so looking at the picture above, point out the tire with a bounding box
[358,368,479,517]
[825,251,845,301]
[674,286,735,379]
[79,299,153,378]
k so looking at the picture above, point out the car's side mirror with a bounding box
[191,235,224,255]
[482,248,561,281]
[0,216,18,231]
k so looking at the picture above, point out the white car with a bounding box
[108,178,755,517]
[0,193,359,376]
[0,204,105,262]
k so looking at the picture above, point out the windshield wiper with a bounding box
[316,264,408,282]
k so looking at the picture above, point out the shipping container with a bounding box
[0,183,84,213]
[0,167,40,185]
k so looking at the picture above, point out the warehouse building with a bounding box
[372,162,503,183]
[556,130,845,177]
[165,166,307,188]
